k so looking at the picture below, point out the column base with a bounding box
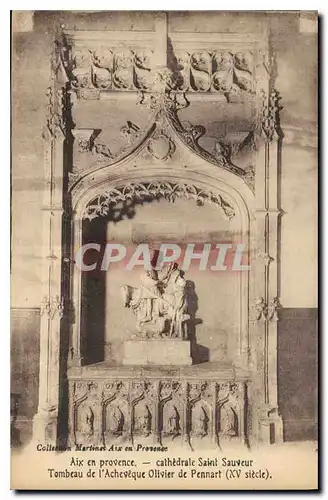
[32,406,59,445]
[258,406,283,444]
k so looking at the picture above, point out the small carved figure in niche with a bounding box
[220,404,238,438]
[81,406,94,437]
[134,404,152,437]
[108,405,124,436]
[163,403,181,439]
[192,404,209,438]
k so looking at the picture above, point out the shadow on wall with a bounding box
[81,216,107,365]
[184,279,208,364]
[11,393,21,447]
[11,309,40,448]
[278,308,318,442]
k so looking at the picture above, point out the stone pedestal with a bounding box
[122,339,192,366]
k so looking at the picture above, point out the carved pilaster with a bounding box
[252,42,283,443]
[33,35,70,445]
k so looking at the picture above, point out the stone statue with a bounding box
[163,403,180,438]
[108,405,124,436]
[134,404,152,437]
[192,404,209,438]
[220,403,238,438]
[121,262,190,338]
[81,406,94,437]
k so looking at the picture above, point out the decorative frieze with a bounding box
[173,50,254,95]
[65,40,256,99]
[68,378,246,449]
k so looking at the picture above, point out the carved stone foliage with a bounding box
[43,39,70,139]
[44,87,66,139]
[257,252,274,267]
[174,51,254,95]
[68,48,156,94]
[65,43,255,98]
[260,89,282,141]
[69,89,257,193]
[159,381,184,401]
[83,182,236,221]
[40,295,64,320]
[187,381,215,402]
[68,379,246,449]
[254,297,281,321]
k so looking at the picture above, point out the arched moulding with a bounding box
[73,396,101,447]
[216,381,244,447]
[71,164,254,242]
[160,399,183,443]
[188,398,215,450]
[159,380,186,445]
[102,397,129,446]
[70,149,254,370]
[82,181,236,222]
[131,399,154,442]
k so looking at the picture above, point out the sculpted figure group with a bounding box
[121,262,190,339]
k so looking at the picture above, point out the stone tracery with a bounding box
[83,181,236,221]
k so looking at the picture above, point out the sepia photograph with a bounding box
[10,10,318,490]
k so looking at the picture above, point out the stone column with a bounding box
[33,40,69,444]
[253,54,284,444]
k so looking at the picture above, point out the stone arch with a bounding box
[69,138,255,369]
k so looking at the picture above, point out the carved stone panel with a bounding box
[74,399,101,447]
[217,382,244,447]
[102,381,130,445]
[159,380,186,445]
[68,378,247,449]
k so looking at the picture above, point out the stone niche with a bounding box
[81,196,243,367]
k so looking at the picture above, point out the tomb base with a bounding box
[122,338,192,366]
